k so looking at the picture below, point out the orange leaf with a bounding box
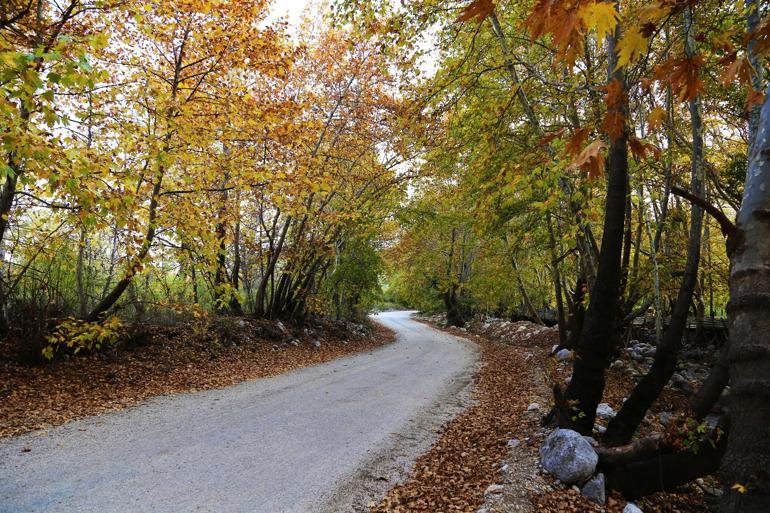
[629,137,647,159]
[455,0,495,23]
[538,127,565,146]
[654,56,704,102]
[565,128,590,157]
[629,136,659,160]
[747,89,766,111]
[602,79,627,142]
[525,0,585,65]
[602,112,625,142]
[720,56,753,87]
[569,140,606,179]
[603,78,627,109]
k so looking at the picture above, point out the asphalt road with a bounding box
[0,311,477,513]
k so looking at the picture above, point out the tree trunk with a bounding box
[605,421,727,499]
[603,8,705,446]
[562,21,629,434]
[547,214,567,343]
[230,199,243,315]
[511,256,544,325]
[565,274,586,350]
[443,285,464,328]
[690,341,729,420]
[719,83,770,513]
[746,0,762,155]
[85,170,164,322]
[76,226,88,318]
[256,216,291,317]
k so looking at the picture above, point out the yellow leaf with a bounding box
[580,2,619,45]
[732,483,748,494]
[616,28,648,69]
[638,3,670,24]
[647,107,666,132]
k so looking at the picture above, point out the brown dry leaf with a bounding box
[569,140,606,179]
[454,0,495,24]
[565,128,590,157]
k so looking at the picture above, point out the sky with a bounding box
[270,0,313,27]
[269,0,439,76]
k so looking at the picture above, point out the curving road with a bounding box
[0,311,477,513]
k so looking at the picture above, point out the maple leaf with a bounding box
[455,0,495,24]
[616,28,648,69]
[565,127,590,157]
[638,2,671,24]
[569,140,605,179]
[747,89,766,111]
[720,56,753,87]
[654,56,704,102]
[603,78,626,109]
[748,14,770,56]
[602,112,625,142]
[628,136,659,160]
[538,127,565,146]
[526,0,585,65]
[646,107,667,132]
[580,1,618,45]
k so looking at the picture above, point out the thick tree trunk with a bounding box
[603,10,705,445]
[562,23,629,434]
[443,285,465,328]
[719,83,770,513]
[605,421,727,499]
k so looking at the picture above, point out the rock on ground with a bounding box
[595,402,616,420]
[539,429,598,485]
[624,503,644,513]
[581,473,606,504]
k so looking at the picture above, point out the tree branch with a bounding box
[670,185,736,236]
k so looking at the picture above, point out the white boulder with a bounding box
[539,429,598,485]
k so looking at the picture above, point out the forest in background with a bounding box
[0,0,424,363]
[3,0,770,511]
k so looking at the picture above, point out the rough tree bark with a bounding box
[719,83,770,513]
